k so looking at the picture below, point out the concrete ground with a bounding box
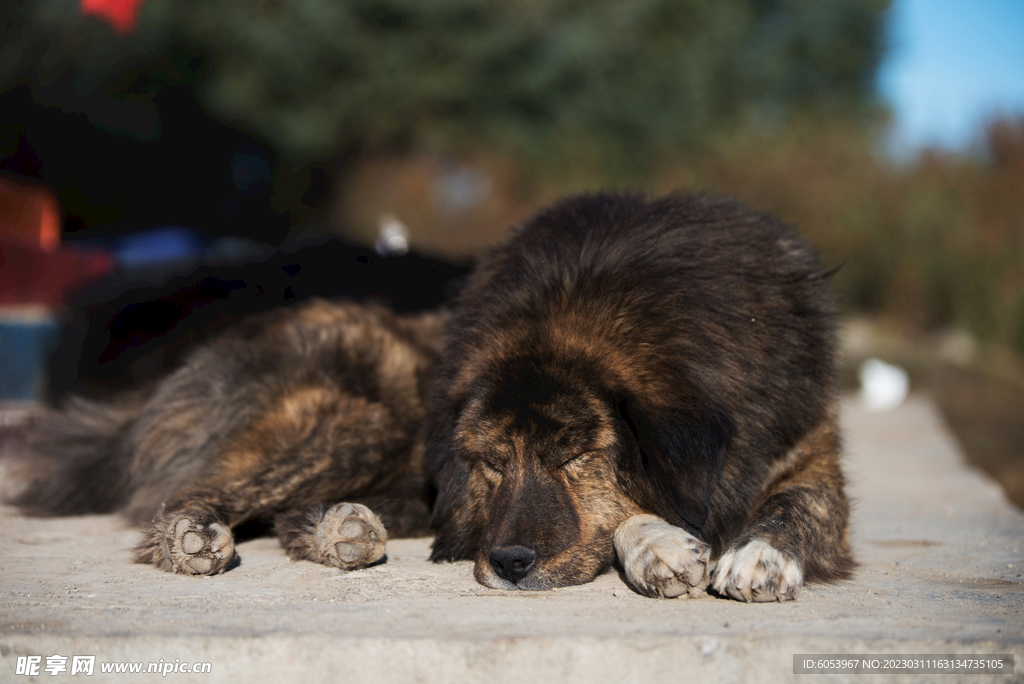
[1,396,1021,683]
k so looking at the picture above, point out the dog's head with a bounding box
[426,351,734,590]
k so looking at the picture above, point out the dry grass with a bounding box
[656,116,1024,356]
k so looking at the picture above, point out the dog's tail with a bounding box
[1,393,147,516]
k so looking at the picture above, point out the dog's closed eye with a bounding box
[480,459,505,476]
[558,451,594,470]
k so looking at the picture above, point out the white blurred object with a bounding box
[375,214,410,257]
[858,358,909,412]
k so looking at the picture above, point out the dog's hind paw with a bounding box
[137,510,236,575]
[314,502,387,570]
[614,514,711,598]
[712,539,802,602]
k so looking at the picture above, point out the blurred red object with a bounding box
[0,174,60,253]
[1,174,113,307]
[0,242,113,307]
[80,0,145,34]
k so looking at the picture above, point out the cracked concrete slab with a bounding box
[1,397,1021,683]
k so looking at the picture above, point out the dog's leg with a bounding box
[129,382,419,575]
[614,514,712,598]
[132,459,394,576]
[712,412,853,602]
[275,502,387,570]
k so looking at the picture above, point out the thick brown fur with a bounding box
[4,191,854,600]
[425,192,854,599]
[4,299,442,574]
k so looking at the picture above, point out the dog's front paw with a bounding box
[712,540,802,602]
[614,514,711,598]
[315,503,387,570]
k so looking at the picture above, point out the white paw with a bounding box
[614,514,711,598]
[712,540,802,602]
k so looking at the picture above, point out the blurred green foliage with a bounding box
[178,0,890,165]
[2,0,890,164]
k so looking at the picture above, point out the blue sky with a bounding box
[877,0,1024,152]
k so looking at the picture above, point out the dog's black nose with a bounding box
[489,545,537,584]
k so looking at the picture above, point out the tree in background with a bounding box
[2,0,890,171]
[174,0,890,168]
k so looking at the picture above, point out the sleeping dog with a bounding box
[4,192,853,601]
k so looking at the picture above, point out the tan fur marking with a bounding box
[286,298,361,329]
[212,387,341,481]
[539,306,678,408]
[759,403,842,500]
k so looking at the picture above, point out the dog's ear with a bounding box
[425,431,482,562]
[615,396,735,537]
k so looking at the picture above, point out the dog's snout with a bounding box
[489,545,537,584]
